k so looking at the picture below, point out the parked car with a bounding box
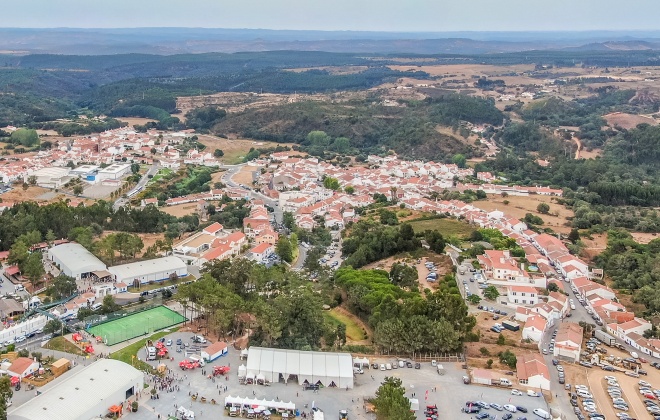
[504,405,517,413]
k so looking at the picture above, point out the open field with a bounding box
[100,231,165,258]
[88,306,186,346]
[115,117,157,127]
[604,112,659,130]
[160,202,199,217]
[232,166,256,185]
[408,217,476,238]
[631,231,660,244]
[43,336,88,356]
[325,307,369,344]
[196,134,284,164]
[474,195,572,234]
[0,185,52,202]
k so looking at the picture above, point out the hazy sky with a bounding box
[6,0,660,32]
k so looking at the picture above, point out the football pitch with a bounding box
[87,306,186,346]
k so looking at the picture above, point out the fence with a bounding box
[353,352,465,363]
[83,297,164,328]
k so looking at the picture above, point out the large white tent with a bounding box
[246,347,353,389]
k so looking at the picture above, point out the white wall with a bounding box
[0,315,48,342]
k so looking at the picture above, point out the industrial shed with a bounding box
[8,359,143,420]
[48,243,107,279]
[246,347,353,389]
[108,256,188,285]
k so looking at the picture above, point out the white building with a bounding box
[554,323,583,362]
[246,347,353,389]
[507,285,539,306]
[29,167,70,188]
[108,256,188,285]
[9,359,144,420]
[48,243,107,279]
[97,163,131,181]
[516,353,551,391]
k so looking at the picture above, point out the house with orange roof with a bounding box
[516,353,550,390]
[478,250,526,282]
[522,315,547,342]
[7,357,40,379]
[249,243,274,263]
[554,322,583,362]
[617,318,652,342]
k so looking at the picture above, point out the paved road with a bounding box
[112,162,160,210]
[291,243,308,271]
[223,164,283,224]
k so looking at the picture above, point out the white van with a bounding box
[385,363,392,370]
[533,408,550,419]
[90,302,102,311]
[630,351,639,359]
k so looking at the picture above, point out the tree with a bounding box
[77,307,94,321]
[497,333,506,345]
[213,149,224,158]
[43,319,62,335]
[10,128,39,147]
[51,274,76,300]
[73,185,84,196]
[27,175,37,186]
[0,376,12,420]
[467,294,482,305]
[425,230,446,254]
[45,229,56,245]
[344,185,355,195]
[100,295,120,314]
[389,263,418,289]
[452,153,467,168]
[22,253,45,288]
[373,377,416,420]
[282,212,296,230]
[498,349,517,369]
[323,176,340,191]
[568,228,580,244]
[276,237,293,263]
[537,203,550,214]
[547,282,559,293]
[378,209,398,226]
[483,285,500,300]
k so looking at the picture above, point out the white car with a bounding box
[511,389,523,396]
[15,335,26,343]
[527,390,540,397]
[379,364,385,371]
[490,404,503,411]
[503,404,517,413]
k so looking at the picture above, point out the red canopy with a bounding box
[10,376,20,385]
[72,333,82,342]
[84,345,94,353]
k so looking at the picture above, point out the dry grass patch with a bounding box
[474,195,572,234]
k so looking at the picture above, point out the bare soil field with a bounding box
[604,112,658,130]
[116,117,157,127]
[631,231,660,244]
[176,91,334,116]
[0,185,52,202]
[195,134,284,164]
[474,195,572,234]
[232,166,256,185]
[388,64,535,78]
[161,203,199,217]
[580,233,607,262]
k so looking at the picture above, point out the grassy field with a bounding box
[88,306,186,346]
[111,331,170,373]
[149,168,173,184]
[408,217,475,238]
[325,308,367,342]
[43,336,87,356]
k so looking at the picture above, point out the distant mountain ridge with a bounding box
[2,28,660,55]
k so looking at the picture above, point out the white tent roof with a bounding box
[245,347,354,389]
[48,243,106,275]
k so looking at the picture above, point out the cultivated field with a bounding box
[160,203,199,217]
[231,166,257,185]
[115,117,157,127]
[473,195,573,234]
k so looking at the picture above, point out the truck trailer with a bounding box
[595,330,616,346]
[502,320,520,332]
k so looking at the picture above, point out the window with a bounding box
[531,294,535,297]
[514,299,519,304]
[520,379,528,384]
[523,300,527,304]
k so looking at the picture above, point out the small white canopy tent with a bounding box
[353,356,369,368]
[237,364,247,378]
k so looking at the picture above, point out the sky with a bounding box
[5,0,660,32]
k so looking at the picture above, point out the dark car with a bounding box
[516,407,528,413]
[176,338,182,345]
[406,361,413,368]
[602,365,614,371]
[639,369,648,375]
[415,362,421,369]
[503,414,512,420]
[552,359,559,366]
[463,406,480,414]
[476,413,490,419]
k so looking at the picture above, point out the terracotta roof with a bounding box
[8,357,36,375]
[516,353,550,381]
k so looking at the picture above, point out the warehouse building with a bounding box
[28,167,71,188]
[108,256,188,285]
[246,347,354,389]
[48,243,107,279]
[9,359,143,420]
[97,163,131,181]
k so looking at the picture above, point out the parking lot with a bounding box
[136,330,550,419]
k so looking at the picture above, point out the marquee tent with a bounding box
[246,347,353,389]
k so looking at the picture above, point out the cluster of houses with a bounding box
[0,127,216,186]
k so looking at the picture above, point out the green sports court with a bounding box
[87,306,186,346]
